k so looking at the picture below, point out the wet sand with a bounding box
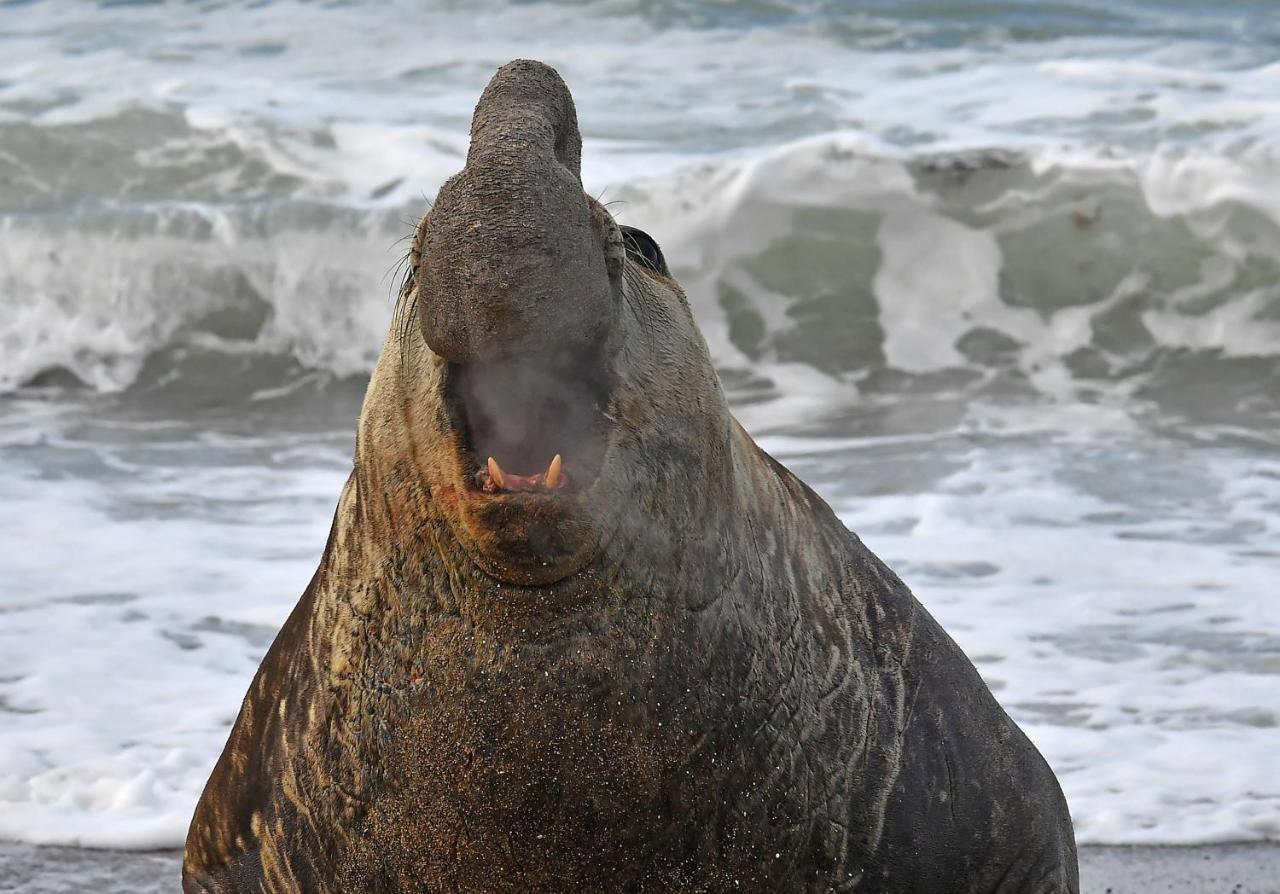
[1,842,1277,892]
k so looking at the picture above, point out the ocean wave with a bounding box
[0,199,405,391]
[4,136,1279,432]
[640,138,1280,420]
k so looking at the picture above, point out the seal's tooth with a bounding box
[544,454,562,489]
[487,456,506,490]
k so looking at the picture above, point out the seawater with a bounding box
[1,0,1278,849]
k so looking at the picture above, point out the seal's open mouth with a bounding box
[443,346,615,498]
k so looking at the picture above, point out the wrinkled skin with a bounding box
[183,60,1078,893]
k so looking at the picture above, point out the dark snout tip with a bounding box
[493,59,566,87]
[471,58,582,179]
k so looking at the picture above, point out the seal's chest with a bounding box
[317,648,836,892]
[328,662,689,889]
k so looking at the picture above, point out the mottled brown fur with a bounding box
[184,60,1078,893]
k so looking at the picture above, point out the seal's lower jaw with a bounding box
[441,349,618,587]
[455,497,605,587]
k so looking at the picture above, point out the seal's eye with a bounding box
[620,226,669,277]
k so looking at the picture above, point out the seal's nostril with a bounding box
[469,59,583,181]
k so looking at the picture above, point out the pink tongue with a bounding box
[499,471,544,492]
[478,466,569,494]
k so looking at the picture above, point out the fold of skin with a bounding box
[183,60,1078,894]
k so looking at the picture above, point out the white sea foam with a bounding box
[0,410,348,848]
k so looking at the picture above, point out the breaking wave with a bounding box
[4,129,1280,436]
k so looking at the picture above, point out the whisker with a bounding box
[382,248,414,291]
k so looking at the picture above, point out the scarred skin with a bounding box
[183,60,1079,893]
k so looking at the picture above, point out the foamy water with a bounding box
[1,0,1278,850]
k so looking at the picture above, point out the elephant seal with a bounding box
[183,60,1078,893]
